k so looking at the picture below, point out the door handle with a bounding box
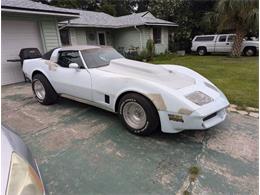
[226,43,230,45]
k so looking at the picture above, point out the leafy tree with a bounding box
[113,0,132,15]
[204,0,259,57]
[109,0,149,16]
[50,0,99,10]
[189,1,216,35]
[200,11,218,34]
[44,0,149,16]
[128,0,149,13]
[99,0,116,16]
[148,0,215,52]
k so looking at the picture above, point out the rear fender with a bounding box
[23,59,52,83]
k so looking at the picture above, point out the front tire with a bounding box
[32,74,58,105]
[244,47,256,56]
[118,93,160,136]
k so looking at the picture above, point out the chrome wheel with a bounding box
[33,80,45,100]
[122,102,147,129]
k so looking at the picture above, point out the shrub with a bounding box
[139,49,148,61]
[146,39,155,61]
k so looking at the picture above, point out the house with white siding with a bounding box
[59,10,177,55]
[1,0,177,85]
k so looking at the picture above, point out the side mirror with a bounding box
[69,63,79,69]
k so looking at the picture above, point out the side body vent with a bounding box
[105,95,110,104]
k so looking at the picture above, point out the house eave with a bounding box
[144,22,178,27]
[59,23,177,29]
[61,24,119,29]
[2,7,79,20]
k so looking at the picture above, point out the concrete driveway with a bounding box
[2,83,258,195]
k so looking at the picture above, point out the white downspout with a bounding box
[134,25,143,51]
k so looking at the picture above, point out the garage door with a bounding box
[1,20,43,85]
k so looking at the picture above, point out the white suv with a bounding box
[191,34,259,56]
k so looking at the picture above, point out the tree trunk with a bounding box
[231,30,246,57]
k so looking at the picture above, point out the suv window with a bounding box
[227,35,235,42]
[218,35,227,42]
[57,51,84,68]
[194,36,215,41]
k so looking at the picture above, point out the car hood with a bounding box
[99,58,196,90]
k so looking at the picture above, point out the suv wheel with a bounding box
[118,93,160,136]
[32,74,58,105]
[244,47,256,56]
[197,47,207,56]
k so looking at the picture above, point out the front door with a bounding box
[97,32,106,45]
[226,35,235,52]
[50,51,92,100]
[215,35,232,53]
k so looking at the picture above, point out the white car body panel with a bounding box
[23,47,229,133]
[191,34,259,53]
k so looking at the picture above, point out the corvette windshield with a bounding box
[81,48,124,68]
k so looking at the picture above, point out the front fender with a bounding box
[91,68,198,114]
[113,82,194,115]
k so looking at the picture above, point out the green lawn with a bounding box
[151,54,259,108]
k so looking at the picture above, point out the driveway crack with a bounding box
[177,132,210,195]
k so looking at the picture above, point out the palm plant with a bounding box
[203,0,258,57]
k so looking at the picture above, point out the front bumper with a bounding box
[159,98,229,133]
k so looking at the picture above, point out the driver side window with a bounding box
[218,35,227,42]
[58,51,84,68]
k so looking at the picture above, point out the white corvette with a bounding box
[23,46,229,135]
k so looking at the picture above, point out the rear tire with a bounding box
[197,47,207,56]
[32,74,58,105]
[118,93,160,136]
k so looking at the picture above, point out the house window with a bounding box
[87,32,96,41]
[153,27,161,44]
[60,29,70,46]
[97,32,106,45]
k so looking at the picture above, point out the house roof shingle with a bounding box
[62,10,178,28]
[65,10,117,28]
[117,12,177,27]
[1,0,79,16]
[2,0,177,28]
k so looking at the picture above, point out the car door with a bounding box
[49,50,92,101]
[215,35,230,52]
[226,35,235,52]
